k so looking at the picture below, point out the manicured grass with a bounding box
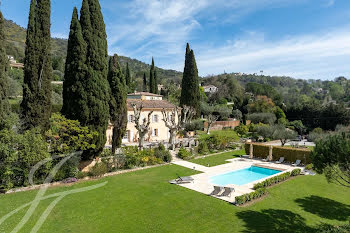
[0,165,349,233]
[197,129,240,141]
[190,149,246,167]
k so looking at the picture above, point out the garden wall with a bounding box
[245,143,312,164]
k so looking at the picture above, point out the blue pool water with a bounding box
[210,166,282,186]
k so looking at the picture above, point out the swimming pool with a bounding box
[210,166,282,186]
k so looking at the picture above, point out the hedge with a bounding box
[253,169,301,190]
[245,143,312,164]
[235,188,268,205]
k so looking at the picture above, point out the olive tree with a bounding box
[131,104,153,149]
[311,131,350,188]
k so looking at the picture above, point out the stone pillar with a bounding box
[249,144,253,159]
[268,145,273,161]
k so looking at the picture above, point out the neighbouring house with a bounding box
[202,85,218,94]
[106,92,177,145]
[7,55,24,70]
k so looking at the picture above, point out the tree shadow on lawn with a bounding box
[295,195,350,221]
[236,209,315,233]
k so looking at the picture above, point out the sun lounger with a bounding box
[169,175,194,184]
[221,187,235,197]
[209,186,224,196]
[276,157,284,164]
[292,160,301,166]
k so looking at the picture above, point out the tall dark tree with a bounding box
[0,10,10,128]
[125,62,131,86]
[180,43,200,116]
[21,0,52,131]
[153,68,158,94]
[61,7,87,120]
[149,57,155,93]
[143,72,147,92]
[78,0,110,159]
[108,54,127,154]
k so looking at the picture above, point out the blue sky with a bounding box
[2,0,350,80]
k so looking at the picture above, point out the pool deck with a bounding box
[172,157,302,204]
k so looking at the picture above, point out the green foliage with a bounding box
[247,112,277,125]
[291,169,301,176]
[185,119,204,132]
[21,0,52,132]
[0,10,10,129]
[200,133,237,151]
[88,162,108,177]
[316,223,350,233]
[180,43,200,117]
[253,172,292,190]
[234,124,249,136]
[311,131,350,187]
[305,163,314,170]
[235,188,268,205]
[246,82,282,105]
[274,106,286,119]
[125,62,131,87]
[289,120,306,135]
[154,144,172,163]
[45,113,97,154]
[232,109,243,121]
[245,143,312,164]
[177,146,192,160]
[108,54,127,154]
[149,58,158,94]
[198,141,209,154]
[257,124,297,146]
[0,128,51,191]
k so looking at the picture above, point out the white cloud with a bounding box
[188,27,350,79]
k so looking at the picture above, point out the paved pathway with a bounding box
[171,160,209,172]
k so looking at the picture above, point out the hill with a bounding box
[4,19,183,86]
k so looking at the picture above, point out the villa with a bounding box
[106,92,177,145]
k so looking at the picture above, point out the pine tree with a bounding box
[180,43,200,117]
[79,0,110,159]
[108,54,127,154]
[21,0,52,131]
[0,10,10,128]
[61,7,87,121]
[143,72,147,92]
[125,62,131,86]
[149,57,154,93]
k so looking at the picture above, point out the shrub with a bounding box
[291,169,301,176]
[235,188,267,205]
[253,172,291,189]
[247,113,277,125]
[244,143,312,164]
[177,146,192,160]
[234,125,249,136]
[305,163,313,170]
[198,141,209,154]
[154,144,172,163]
[88,162,108,177]
[76,171,88,179]
[185,119,204,132]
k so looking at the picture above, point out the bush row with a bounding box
[198,134,238,154]
[244,143,312,164]
[253,169,301,190]
[235,188,268,206]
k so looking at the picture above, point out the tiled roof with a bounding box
[127,92,163,97]
[127,99,176,110]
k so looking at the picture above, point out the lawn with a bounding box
[190,149,246,167]
[197,129,240,141]
[0,164,349,233]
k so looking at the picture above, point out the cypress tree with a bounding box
[149,57,154,93]
[61,7,87,120]
[125,62,131,86]
[108,54,127,154]
[143,72,147,92]
[21,0,52,131]
[79,0,110,159]
[180,43,200,117]
[153,68,158,94]
[0,10,10,128]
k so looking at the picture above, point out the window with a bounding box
[152,114,159,123]
[152,129,158,137]
[128,115,134,123]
